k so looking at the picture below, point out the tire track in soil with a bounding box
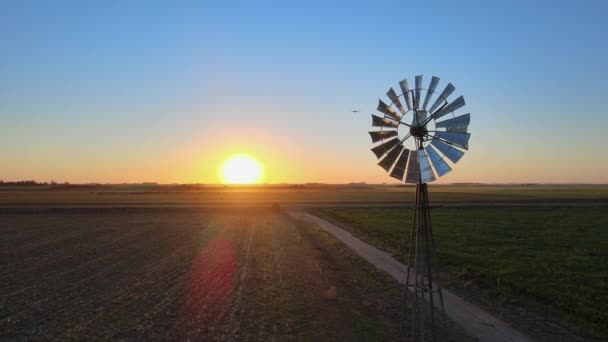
[210,214,358,341]
[167,216,256,340]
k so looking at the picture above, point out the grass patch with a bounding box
[312,206,608,336]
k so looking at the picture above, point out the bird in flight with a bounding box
[352,110,360,113]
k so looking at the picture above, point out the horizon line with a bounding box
[1,181,607,186]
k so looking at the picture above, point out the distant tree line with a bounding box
[0,180,69,186]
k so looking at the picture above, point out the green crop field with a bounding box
[312,206,608,337]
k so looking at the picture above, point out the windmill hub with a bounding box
[410,124,428,138]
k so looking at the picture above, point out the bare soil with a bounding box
[0,207,470,340]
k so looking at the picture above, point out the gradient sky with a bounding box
[1,0,607,184]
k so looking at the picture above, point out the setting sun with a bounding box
[220,155,263,184]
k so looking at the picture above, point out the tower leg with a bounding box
[401,183,445,341]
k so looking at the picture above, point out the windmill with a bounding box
[368,75,470,341]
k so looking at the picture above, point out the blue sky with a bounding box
[1,0,607,183]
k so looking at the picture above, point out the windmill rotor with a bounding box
[368,75,470,183]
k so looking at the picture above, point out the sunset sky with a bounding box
[1,1,607,184]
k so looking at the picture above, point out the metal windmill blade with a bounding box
[368,130,398,143]
[371,137,400,158]
[414,75,423,110]
[436,114,470,130]
[387,88,406,115]
[432,96,465,120]
[413,110,427,128]
[377,99,401,121]
[430,138,465,163]
[371,114,399,128]
[422,76,440,110]
[434,131,470,150]
[399,79,412,110]
[428,83,455,114]
[378,145,404,171]
[404,150,420,184]
[417,149,436,183]
[425,145,452,177]
[436,113,470,133]
[389,148,410,181]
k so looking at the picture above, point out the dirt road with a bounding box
[1,207,461,340]
[288,210,534,342]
